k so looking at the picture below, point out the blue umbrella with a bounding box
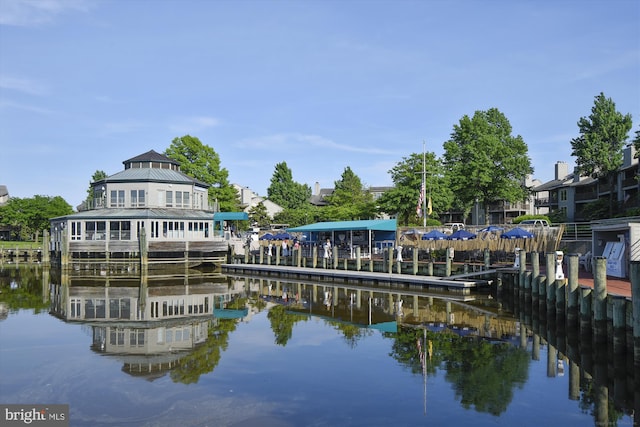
[447,229,477,240]
[501,227,534,239]
[422,230,448,240]
[479,225,503,232]
[259,233,274,240]
[273,232,292,240]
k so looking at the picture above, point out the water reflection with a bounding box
[0,263,635,426]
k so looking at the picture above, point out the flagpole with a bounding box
[422,141,427,228]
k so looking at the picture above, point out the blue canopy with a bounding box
[501,227,534,239]
[479,225,503,232]
[447,229,477,240]
[422,230,448,240]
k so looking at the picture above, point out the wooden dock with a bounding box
[222,263,489,295]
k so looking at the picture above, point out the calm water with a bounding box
[0,263,635,427]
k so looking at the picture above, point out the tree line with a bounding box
[1,92,637,240]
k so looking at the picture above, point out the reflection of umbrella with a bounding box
[479,225,503,232]
[501,227,534,239]
[422,230,448,240]
[447,229,477,240]
[259,233,274,240]
[273,232,292,240]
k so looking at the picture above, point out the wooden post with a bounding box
[630,261,640,370]
[545,253,556,312]
[612,297,626,356]
[592,257,607,344]
[42,230,50,265]
[333,246,339,270]
[356,246,361,271]
[412,247,419,275]
[580,286,592,333]
[567,254,579,328]
[483,248,490,270]
[312,246,318,268]
[387,248,393,274]
[139,227,148,269]
[445,248,452,277]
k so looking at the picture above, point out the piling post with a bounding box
[139,227,148,270]
[567,254,579,328]
[356,246,361,271]
[445,248,452,277]
[592,257,608,345]
[42,230,50,265]
[545,253,556,313]
[387,248,393,274]
[612,297,627,356]
[297,245,302,268]
[483,248,490,270]
[412,248,419,275]
[428,260,434,276]
[519,250,526,289]
[275,245,281,266]
[333,246,339,270]
[580,286,593,333]
[630,261,640,371]
[312,246,317,268]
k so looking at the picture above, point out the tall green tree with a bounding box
[0,195,73,240]
[247,201,270,228]
[84,170,107,210]
[570,93,633,217]
[633,129,640,158]
[267,162,312,210]
[443,108,533,223]
[325,167,376,220]
[165,135,239,212]
[377,152,452,226]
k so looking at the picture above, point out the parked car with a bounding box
[443,223,465,234]
[519,219,550,228]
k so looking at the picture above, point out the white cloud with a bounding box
[236,132,398,155]
[0,0,91,27]
[0,75,48,96]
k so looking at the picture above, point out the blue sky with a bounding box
[1,0,639,209]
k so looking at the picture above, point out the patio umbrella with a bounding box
[402,228,423,241]
[273,232,292,240]
[259,233,274,240]
[422,230,448,240]
[479,225,503,232]
[501,227,534,239]
[447,229,477,240]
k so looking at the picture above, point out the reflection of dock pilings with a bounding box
[500,254,639,424]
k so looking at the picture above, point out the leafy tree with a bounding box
[377,152,452,226]
[267,162,312,210]
[324,167,376,221]
[570,93,633,217]
[443,108,533,223]
[247,201,271,228]
[0,195,73,240]
[165,135,239,212]
[84,170,107,210]
[633,129,640,159]
[273,205,321,228]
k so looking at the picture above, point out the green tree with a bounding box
[165,135,239,212]
[443,108,533,223]
[571,93,633,217]
[0,195,73,240]
[267,162,312,210]
[84,170,107,210]
[633,129,640,158]
[273,204,323,227]
[377,152,452,226]
[248,201,271,228]
[324,167,376,221]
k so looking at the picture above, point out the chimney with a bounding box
[555,161,568,180]
[315,182,320,196]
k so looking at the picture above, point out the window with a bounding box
[109,298,131,319]
[110,190,125,207]
[166,190,173,207]
[85,221,106,240]
[71,221,82,240]
[70,298,81,318]
[183,192,190,208]
[176,191,182,207]
[109,221,131,240]
[131,190,145,207]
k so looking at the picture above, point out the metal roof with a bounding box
[213,212,249,221]
[51,208,215,221]
[287,219,397,232]
[101,168,209,187]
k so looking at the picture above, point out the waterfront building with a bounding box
[49,150,228,265]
